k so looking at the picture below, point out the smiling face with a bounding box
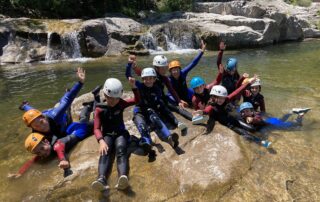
[155,66,167,76]
[33,139,51,158]
[30,116,50,133]
[250,85,260,96]
[193,84,206,94]
[241,108,254,118]
[104,94,120,107]
[142,76,156,88]
[170,67,180,79]
[212,95,226,105]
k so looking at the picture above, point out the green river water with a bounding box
[0,40,319,201]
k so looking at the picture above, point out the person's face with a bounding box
[155,66,167,76]
[241,108,254,117]
[33,139,51,158]
[142,76,156,87]
[104,94,120,107]
[212,95,226,105]
[170,67,180,79]
[194,84,205,94]
[30,116,50,133]
[250,86,260,95]
[227,68,236,75]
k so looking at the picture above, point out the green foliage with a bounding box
[284,0,312,7]
[0,0,156,18]
[159,0,193,12]
[317,10,320,16]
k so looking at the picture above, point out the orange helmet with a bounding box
[22,109,42,126]
[168,60,181,70]
[25,132,44,153]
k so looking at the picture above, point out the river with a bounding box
[0,40,319,201]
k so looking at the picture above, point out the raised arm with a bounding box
[216,42,226,69]
[181,40,206,76]
[47,68,85,122]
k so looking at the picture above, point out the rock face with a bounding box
[0,0,319,63]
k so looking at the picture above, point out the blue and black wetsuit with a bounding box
[126,63,178,145]
[21,81,91,143]
[167,51,204,105]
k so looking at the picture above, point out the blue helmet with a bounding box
[226,58,237,71]
[239,102,254,112]
[190,76,205,89]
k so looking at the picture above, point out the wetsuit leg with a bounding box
[159,105,180,127]
[115,133,129,177]
[98,136,116,181]
[166,93,178,105]
[148,110,171,140]
[133,112,152,145]
[59,134,81,151]
[167,102,193,121]
[79,105,93,123]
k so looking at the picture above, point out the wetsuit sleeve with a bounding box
[236,76,245,88]
[163,76,181,103]
[217,50,224,69]
[192,95,199,110]
[53,140,66,161]
[203,105,214,115]
[123,88,141,108]
[21,104,34,111]
[259,96,266,112]
[126,62,142,78]
[47,82,83,122]
[125,63,133,78]
[181,51,204,76]
[17,156,41,175]
[227,83,249,102]
[94,107,103,142]
[206,71,223,90]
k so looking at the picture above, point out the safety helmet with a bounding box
[190,77,205,89]
[23,109,42,126]
[239,102,254,112]
[210,85,228,97]
[251,79,261,87]
[168,60,181,70]
[103,78,123,98]
[141,67,157,78]
[153,55,168,67]
[226,58,237,71]
[25,132,44,153]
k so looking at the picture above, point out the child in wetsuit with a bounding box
[126,67,181,152]
[91,78,139,192]
[242,78,266,113]
[167,40,206,106]
[239,102,310,135]
[193,78,272,148]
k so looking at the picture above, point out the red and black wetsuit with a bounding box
[243,90,266,113]
[93,88,139,180]
[191,72,223,110]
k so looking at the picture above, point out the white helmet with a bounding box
[153,55,168,67]
[210,85,228,97]
[251,79,261,87]
[141,67,157,78]
[103,78,123,98]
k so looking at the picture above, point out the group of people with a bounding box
[8,41,310,194]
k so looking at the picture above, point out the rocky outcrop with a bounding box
[0,0,319,63]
